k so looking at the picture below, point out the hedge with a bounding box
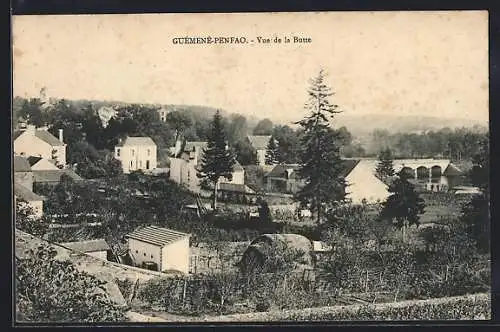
[201,293,490,322]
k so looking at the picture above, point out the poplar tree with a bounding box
[295,69,347,224]
[197,110,236,210]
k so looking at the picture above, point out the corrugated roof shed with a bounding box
[126,225,190,247]
[60,239,110,253]
[14,156,32,172]
[247,135,272,150]
[117,136,157,147]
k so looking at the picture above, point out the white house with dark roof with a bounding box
[169,139,245,193]
[247,135,273,166]
[114,136,157,174]
[125,225,191,273]
[14,125,67,167]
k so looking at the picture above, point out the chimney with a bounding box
[58,129,64,143]
[26,124,36,134]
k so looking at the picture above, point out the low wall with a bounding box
[198,293,490,322]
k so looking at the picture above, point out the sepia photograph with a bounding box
[12,11,490,323]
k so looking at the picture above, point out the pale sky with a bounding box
[12,11,489,124]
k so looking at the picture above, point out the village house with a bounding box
[125,225,191,274]
[114,136,158,174]
[157,108,170,122]
[60,239,111,260]
[264,159,463,204]
[169,140,245,193]
[14,125,67,167]
[247,135,273,166]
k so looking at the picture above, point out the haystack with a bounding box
[238,234,314,273]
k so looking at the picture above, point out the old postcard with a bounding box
[12,11,490,323]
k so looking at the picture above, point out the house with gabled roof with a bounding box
[169,139,245,193]
[125,225,191,273]
[247,135,273,166]
[114,136,157,174]
[14,125,67,167]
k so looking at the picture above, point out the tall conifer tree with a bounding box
[197,110,236,210]
[295,69,347,224]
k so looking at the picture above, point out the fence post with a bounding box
[445,265,449,282]
[365,270,369,293]
[182,279,188,308]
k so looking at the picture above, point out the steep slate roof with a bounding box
[219,183,256,193]
[14,156,32,172]
[265,160,361,179]
[60,239,110,253]
[247,135,272,150]
[34,130,65,146]
[14,182,44,202]
[116,136,157,147]
[126,225,190,247]
[33,169,83,183]
[265,164,302,178]
[443,163,463,176]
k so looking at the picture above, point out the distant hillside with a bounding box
[333,113,488,138]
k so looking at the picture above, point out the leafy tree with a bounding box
[379,169,426,242]
[16,244,126,323]
[375,147,395,182]
[69,141,122,179]
[233,139,258,165]
[256,197,272,223]
[19,98,46,127]
[253,118,274,135]
[165,110,193,142]
[460,136,490,253]
[272,125,302,163]
[197,110,236,210]
[265,136,280,165]
[226,114,249,144]
[295,69,347,224]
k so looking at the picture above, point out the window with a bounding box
[146,160,150,169]
[147,149,151,156]
[139,160,142,168]
[144,253,146,257]
[135,250,138,254]
[151,254,154,259]
[132,149,135,156]
[117,149,121,157]
[130,161,133,168]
